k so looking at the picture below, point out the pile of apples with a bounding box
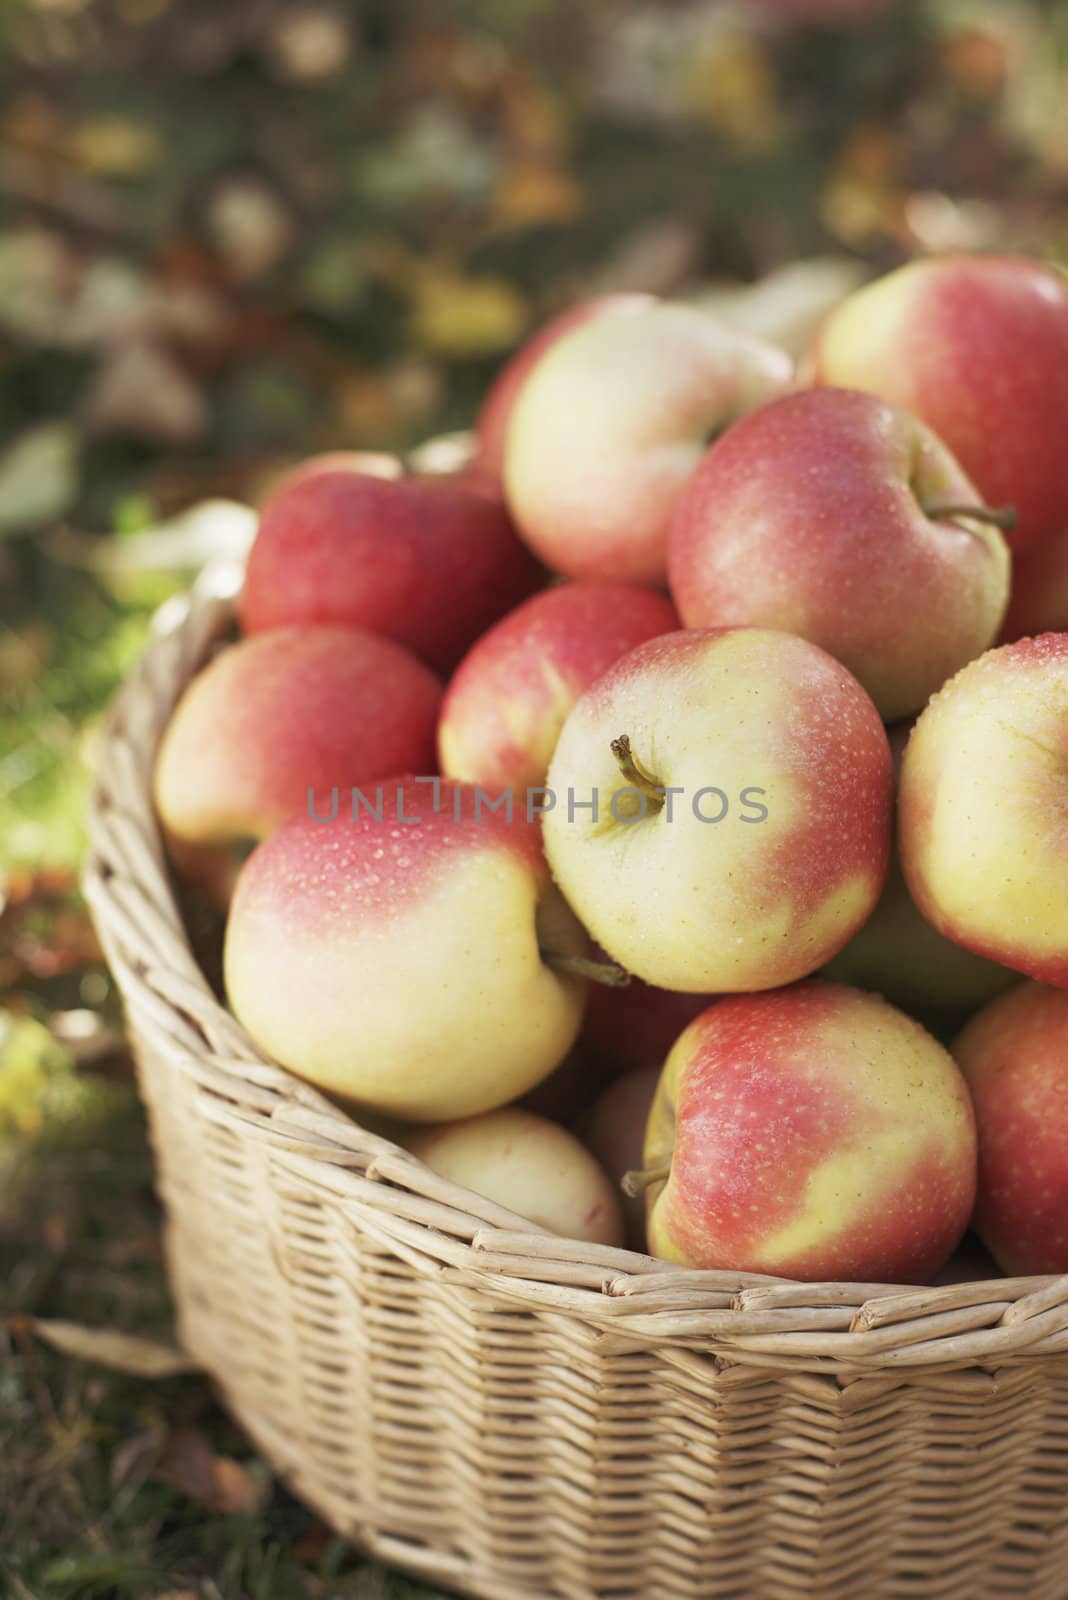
[154,255,1068,1287]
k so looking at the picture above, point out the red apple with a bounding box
[544,627,892,993]
[154,625,441,891]
[1000,529,1068,642]
[953,981,1068,1275]
[668,388,1010,722]
[473,294,654,480]
[240,470,543,674]
[642,982,977,1281]
[580,977,708,1078]
[438,581,678,793]
[812,255,1068,550]
[503,301,793,584]
[225,779,589,1120]
[899,634,1068,987]
[585,1066,660,1250]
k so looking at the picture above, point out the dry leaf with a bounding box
[154,1426,265,1514]
[0,422,79,535]
[410,271,527,358]
[17,1316,200,1378]
[85,341,208,443]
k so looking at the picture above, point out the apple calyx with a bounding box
[621,1163,671,1198]
[921,500,1018,534]
[610,734,666,816]
[542,949,631,988]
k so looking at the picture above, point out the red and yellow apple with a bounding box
[812,255,1068,550]
[899,634,1068,987]
[544,627,892,992]
[668,388,1010,722]
[438,581,677,793]
[240,469,543,673]
[503,301,792,584]
[405,1107,624,1247]
[225,779,588,1119]
[953,981,1068,1275]
[154,625,442,897]
[642,982,977,1281]
[473,293,653,480]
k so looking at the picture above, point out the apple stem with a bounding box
[621,1163,671,1198]
[542,950,631,987]
[610,734,665,813]
[922,500,1018,534]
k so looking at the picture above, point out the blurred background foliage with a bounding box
[1,1,1067,1594]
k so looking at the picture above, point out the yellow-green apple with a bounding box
[544,627,892,992]
[438,581,677,794]
[154,625,441,899]
[953,980,1068,1274]
[812,255,1068,550]
[405,1107,624,1246]
[473,293,653,480]
[899,634,1068,986]
[240,469,543,673]
[580,974,708,1077]
[585,1066,660,1250]
[503,301,792,584]
[823,725,1016,1024]
[225,779,589,1120]
[1000,530,1068,642]
[668,388,1011,722]
[639,982,976,1281]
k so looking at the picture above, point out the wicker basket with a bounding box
[84,566,1068,1600]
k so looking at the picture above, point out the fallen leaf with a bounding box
[15,1315,200,1378]
[0,422,79,536]
[207,179,294,282]
[154,1426,266,1514]
[69,116,160,177]
[492,163,584,230]
[410,271,528,357]
[85,341,208,443]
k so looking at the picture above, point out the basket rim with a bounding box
[82,560,1068,1375]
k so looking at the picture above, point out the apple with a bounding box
[438,581,678,794]
[585,1066,660,1250]
[580,975,708,1078]
[899,634,1068,987]
[812,255,1068,550]
[268,450,404,496]
[240,469,543,674]
[519,1046,612,1126]
[503,301,793,584]
[225,778,590,1120]
[154,625,442,897]
[823,850,1018,1029]
[473,293,654,480]
[544,627,892,993]
[1000,529,1068,642]
[668,388,1011,722]
[823,726,1016,1025]
[953,981,1068,1275]
[405,1107,624,1247]
[640,981,977,1281]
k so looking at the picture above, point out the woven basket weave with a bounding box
[84,566,1068,1600]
